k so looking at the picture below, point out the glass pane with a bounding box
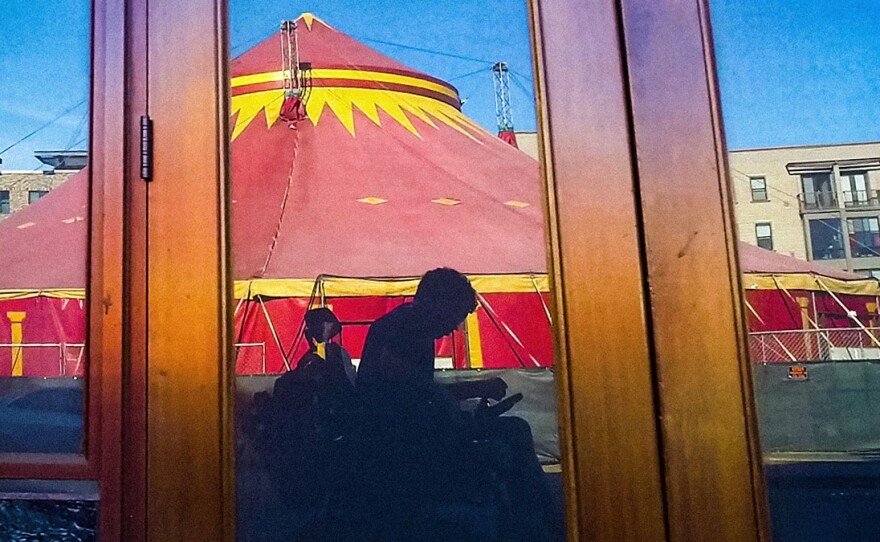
[0,480,98,541]
[0,0,90,454]
[712,1,880,540]
[229,4,566,540]
[809,218,844,260]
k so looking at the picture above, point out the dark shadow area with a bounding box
[236,368,564,542]
[0,378,84,454]
[766,460,880,542]
[0,500,97,542]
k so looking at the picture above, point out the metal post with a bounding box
[761,335,767,365]
[834,163,855,271]
[492,62,514,132]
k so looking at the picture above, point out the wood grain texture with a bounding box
[618,1,770,540]
[145,0,234,540]
[0,12,126,542]
[91,0,126,539]
[124,0,149,540]
[532,1,667,540]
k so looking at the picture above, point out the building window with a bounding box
[755,223,773,250]
[848,216,880,258]
[809,218,844,260]
[28,190,49,204]
[858,269,880,280]
[0,190,9,214]
[801,172,836,210]
[750,177,768,202]
[842,171,872,207]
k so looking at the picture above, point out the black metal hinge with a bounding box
[140,115,153,181]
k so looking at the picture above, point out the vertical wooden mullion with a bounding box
[618,1,770,541]
[531,1,667,540]
[91,0,127,538]
[123,0,150,539]
[145,0,233,540]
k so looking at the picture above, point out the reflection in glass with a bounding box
[230,5,564,540]
[714,0,880,540]
[0,0,90,454]
[0,480,98,541]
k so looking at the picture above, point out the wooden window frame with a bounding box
[0,0,126,539]
[137,1,771,541]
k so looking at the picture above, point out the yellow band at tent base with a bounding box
[234,274,551,299]
[0,289,87,301]
[743,273,880,296]
[0,275,550,302]
[6,272,878,302]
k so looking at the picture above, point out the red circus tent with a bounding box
[4,14,880,377]
[739,242,880,332]
[0,13,554,376]
[229,13,553,372]
[0,170,88,377]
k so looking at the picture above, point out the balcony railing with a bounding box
[844,189,880,208]
[799,192,838,211]
[749,328,880,364]
[811,246,846,260]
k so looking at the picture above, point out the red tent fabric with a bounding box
[1,13,551,375]
[738,244,880,333]
[229,14,545,280]
[0,169,87,290]
[737,242,863,280]
[0,171,88,376]
[226,14,551,371]
[10,14,879,374]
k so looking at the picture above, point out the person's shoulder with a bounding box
[370,303,412,330]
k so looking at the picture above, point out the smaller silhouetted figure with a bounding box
[253,308,357,529]
[289,307,357,390]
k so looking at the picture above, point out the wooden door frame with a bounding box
[616,1,771,539]
[0,0,127,538]
[529,1,667,539]
[138,1,769,541]
[138,0,235,540]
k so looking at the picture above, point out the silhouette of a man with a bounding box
[357,267,505,401]
[348,268,558,541]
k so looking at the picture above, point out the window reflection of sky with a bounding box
[3,1,878,169]
[0,0,90,170]
[229,0,537,137]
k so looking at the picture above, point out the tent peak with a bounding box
[296,13,329,31]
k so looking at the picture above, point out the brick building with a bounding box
[730,142,880,276]
[0,171,75,222]
[0,151,86,222]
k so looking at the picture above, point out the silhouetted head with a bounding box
[304,307,342,345]
[413,268,477,339]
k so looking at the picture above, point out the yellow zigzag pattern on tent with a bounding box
[230,87,487,141]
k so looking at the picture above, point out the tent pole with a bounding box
[773,280,835,354]
[258,296,291,371]
[530,274,553,325]
[743,299,765,325]
[476,292,540,366]
[816,278,880,348]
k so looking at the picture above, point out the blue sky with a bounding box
[228,0,537,140]
[710,0,880,150]
[0,0,90,170]
[1,0,878,169]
